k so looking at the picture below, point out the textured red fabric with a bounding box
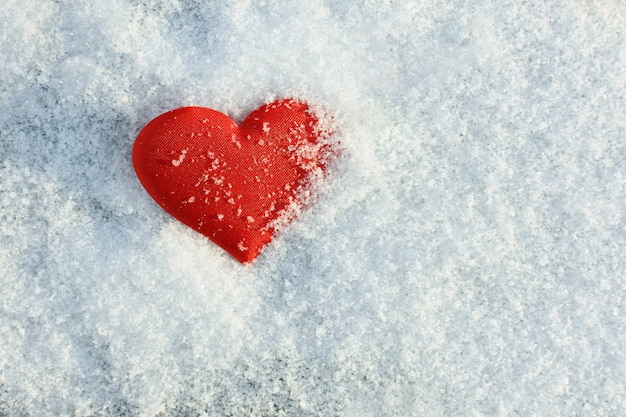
[132,99,333,263]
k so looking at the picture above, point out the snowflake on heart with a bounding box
[132,99,339,263]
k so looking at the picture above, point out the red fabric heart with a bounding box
[132,99,335,263]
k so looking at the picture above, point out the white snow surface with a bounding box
[1,1,626,416]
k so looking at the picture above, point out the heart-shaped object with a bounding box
[133,99,335,263]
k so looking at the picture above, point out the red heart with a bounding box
[132,99,335,263]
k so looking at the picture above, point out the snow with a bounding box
[1,0,625,416]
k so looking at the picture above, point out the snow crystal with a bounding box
[1,0,625,416]
[171,149,187,167]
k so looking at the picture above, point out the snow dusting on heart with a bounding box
[132,99,338,263]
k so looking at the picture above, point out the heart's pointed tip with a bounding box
[230,248,261,265]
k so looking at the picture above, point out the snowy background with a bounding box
[1,0,625,415]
